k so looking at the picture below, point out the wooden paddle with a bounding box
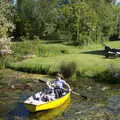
[38,79,87,100]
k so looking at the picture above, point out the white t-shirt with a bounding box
[54,78,66,89]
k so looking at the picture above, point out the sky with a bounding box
[116,0,120,3]
[11,0,17,5]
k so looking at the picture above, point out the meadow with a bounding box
[8,40,120,79]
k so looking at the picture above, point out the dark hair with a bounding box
[56,72,64,79]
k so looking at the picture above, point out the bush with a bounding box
[59,61,77,78]
[94,65,120,84]
[0,0,15,37]
[0,55,12,69]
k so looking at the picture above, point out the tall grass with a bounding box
[11,40,69,58]
[1,40,70,70]
[0,57,5,69]
[37,44,69,57]
[8,62,57,74]
[11,40,40,57]
[0,55,13,69]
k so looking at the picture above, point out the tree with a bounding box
[55,1,98,44]
[0,0,15,38]
[0,0,15,55]
[15,0,118,45]
[110,5,120,40]
[87,0,116,41]
[15,0,59,39]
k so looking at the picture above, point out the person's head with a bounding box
[56,72,64,79]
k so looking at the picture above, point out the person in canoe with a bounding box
[49,72,71,98]
[39,81,56,102]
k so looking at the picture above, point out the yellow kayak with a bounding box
[24,89,71,112]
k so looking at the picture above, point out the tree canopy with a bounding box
[1,0,120,45]
[0,0,15,38]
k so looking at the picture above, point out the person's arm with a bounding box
[61,80,71,91]
[66,83,71,91]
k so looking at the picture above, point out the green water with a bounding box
[0,70,120,120]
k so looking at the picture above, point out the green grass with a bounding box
[11,40,71,57]
[8,41,120,77]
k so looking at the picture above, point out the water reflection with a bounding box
[8,102,29,120]
[7,98,70,120]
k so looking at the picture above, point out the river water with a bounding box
[0,70,120,120]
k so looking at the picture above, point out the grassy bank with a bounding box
[7,40,120,77]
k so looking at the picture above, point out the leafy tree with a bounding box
[15,0,118,45]
[0,0,15,58]
[111,5,120,39]
[54,0,116,45]
[15,0,59,39]
[56,1,98,44]
[0,0,15,38]
[87,0,116,41]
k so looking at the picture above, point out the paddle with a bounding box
[38,79,87,100]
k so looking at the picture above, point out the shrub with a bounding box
[0,0,15,38]
[59,61,77,78]
[94,64,120,84]
[0,55,12,69]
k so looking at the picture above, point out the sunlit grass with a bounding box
[8,41,120,77]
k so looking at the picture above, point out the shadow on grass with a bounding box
[43,40,65,44]
[81,50,104,56]
[81,50,118,60]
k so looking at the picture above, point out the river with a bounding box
[0,69,120,120]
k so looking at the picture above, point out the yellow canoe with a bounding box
[24,90,71,112]
[29,97,70,120]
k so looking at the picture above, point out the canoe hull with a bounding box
[25,92,70,112]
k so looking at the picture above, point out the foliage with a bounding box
[7,41,120,77]
[0,37,11,51]
[0,55,12,69]
[94,64,120,84]
[59,61,77,78]
[0,0,15,37]
[58,2,98,43]
[11,40,69,59]
[15,0,119,45]
[8,62,54,74]
[37,44,69,57]
[16,0,58,39]
[112,5,120,38]
[0,0,15,68]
